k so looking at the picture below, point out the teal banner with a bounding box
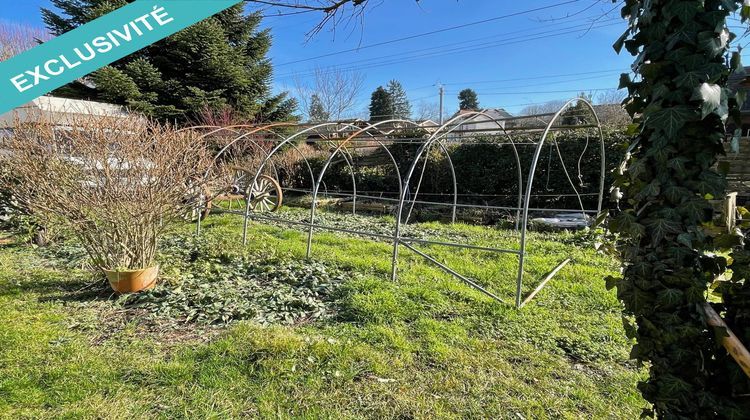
[0,0,242,115]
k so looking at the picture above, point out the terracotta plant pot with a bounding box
[104,266,159,293]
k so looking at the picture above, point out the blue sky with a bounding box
[4,1,747,118]
[259,0,633,117]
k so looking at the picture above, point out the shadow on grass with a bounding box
[0,243,115,303]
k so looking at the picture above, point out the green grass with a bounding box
[0,208,646,418]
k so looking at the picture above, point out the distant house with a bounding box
[727,68,750,136]
[0,96,130,139]
[446,108,513,141]
[415,119,438,133]
[723,68,750,202]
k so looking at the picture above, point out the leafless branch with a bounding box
[294,66,365,120]
[0,21,51,61]
[246,0,373,37]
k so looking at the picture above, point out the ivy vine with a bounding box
[609,0,750,417]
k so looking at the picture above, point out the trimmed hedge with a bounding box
[287,129,628,214]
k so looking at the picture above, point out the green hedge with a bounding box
[282,129,629,213]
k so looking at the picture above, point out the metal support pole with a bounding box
[438,85,444,125]
[196,208,202,236]
[519,258,570,308]
[401,241,505,303]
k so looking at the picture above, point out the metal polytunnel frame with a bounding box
[186,98,606,309]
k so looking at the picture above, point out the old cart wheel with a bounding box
[183,184,212,222]
[249,174,283,212]
[221,166,250,211]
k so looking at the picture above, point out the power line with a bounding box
[448,87,618,95]
[275,0,584,66]
[276,19,623,80]
[408,71,626,92]
[436,69,628,87]
[277,16,621,79]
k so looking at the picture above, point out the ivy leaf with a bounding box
[656,288,684,307]
[674,71,704,89]
[647,106,695,137]
[636,180,661,200]
[605,275,620,290]
[691,82,727,120]
[614,31,629,54]
[664,184,691,204]
[666,157,690,177]
[618,73,632,90]
[645,217,682,244]
[664,1,699,23]
[677,232,693,248]
[661,374,693,397]
[610,211,646,238]
[679,199,710,223]
[714,232,744,249]
[698,29,730,56]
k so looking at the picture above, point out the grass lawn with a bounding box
[0,208,646,418]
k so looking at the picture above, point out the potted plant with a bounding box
[3,116,210,293]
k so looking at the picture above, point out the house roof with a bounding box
[0,96,129,128]
[453,108,513,120]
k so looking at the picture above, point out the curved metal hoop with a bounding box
[515,98,606,307]
[391,110,525,282]
[304,119,417,257]
[189,99,606,310]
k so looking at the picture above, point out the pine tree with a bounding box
[308,94,330,122]
[369,86,393,122]
[458,88,480,111]
[41,1,297,122]
[386,79,411,119]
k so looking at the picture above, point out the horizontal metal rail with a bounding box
[216,210,521,254]
[400,237,521,254]
[281,188,599,214]
[301,188,601,198]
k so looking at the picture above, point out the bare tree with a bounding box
[518,92,631,127]
[596,89,627,105]
[592,91,630,127]
[519,99,569,116]
[414,100,441,122]
[295,66,364,121]
[0,22,50,61]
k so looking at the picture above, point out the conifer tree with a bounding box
[386,79,411,119]
[41,1,297,122]
[458,88,480,111]
[308,94,330,122]
[368,86,393,122]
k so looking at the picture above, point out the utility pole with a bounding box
[438,84,444,125]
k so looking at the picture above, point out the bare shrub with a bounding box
[201,130,327,190]
[2,116,211,271]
